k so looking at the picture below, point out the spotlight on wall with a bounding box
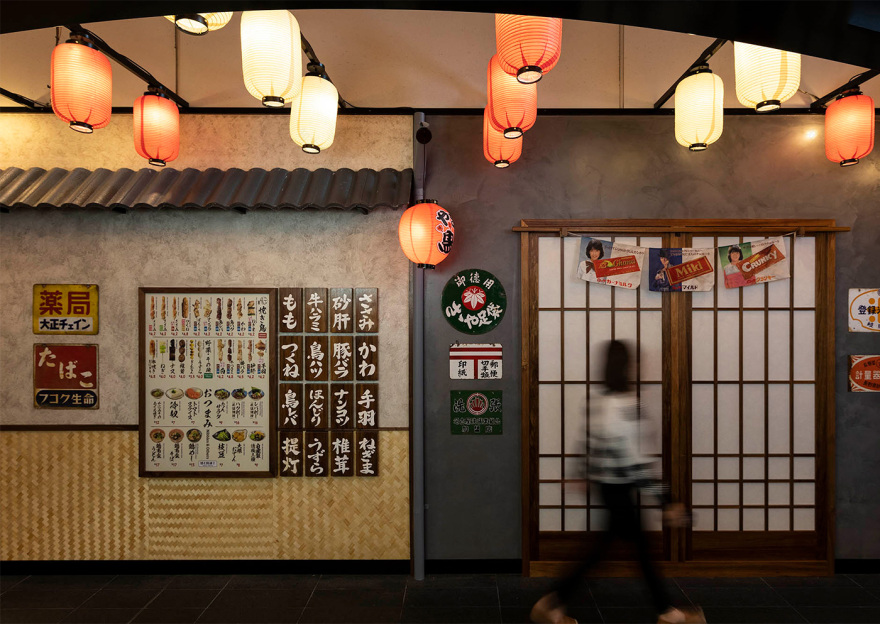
[165,13,232,36]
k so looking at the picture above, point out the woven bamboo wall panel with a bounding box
[0,432,146,560]
[0,431,409,560]
[275,431,410,560]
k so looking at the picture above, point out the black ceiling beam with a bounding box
[64,24,189,108]
[809,68,880,112]
[0,87,50,111]
[2,2,879,69]
[653,38,728,109]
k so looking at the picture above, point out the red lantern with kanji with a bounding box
[133,92,180,167]
[495,14,562,84]
[397,201,454,268]
[825,91,874,167]
[51,41,112,133]
[483,107,522,168]
[487,55,537,139]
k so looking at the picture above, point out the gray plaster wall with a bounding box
[422,114,880,560]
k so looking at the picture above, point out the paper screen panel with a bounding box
[640,311,663,382]
[793,237,815,308]
[716,311,740,380]
[538,311,561,381]
[768,384,791,454]
[742,311,766,380]
[718,457,739,480]
[589,279,612,309]
[563,312,587,381]
[538,237,561,308]
[692,311,715,381]
[767,276,791,308]
[693,457,714,480]
[742,384,765,454]
[615,311,638,346]
[565,508,587,532]
[692,384,715,455]
[563,236,586,307]
[540,509,561,531]
[793,311,815,381]
[743,457,764,480]
[564,384,587,455]
[639,384,662,456]
[588,311,611,380]
[539,483,562,506]
[767,311,791,381]
[794,508,815,531]
[794,457,814,480]
[793,384,815,454]
[716,385,740,455]
[538,385,562,454]
[540,457,562,481]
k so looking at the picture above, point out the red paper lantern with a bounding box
[495,14,562,84]
[133,93,180,167]
[487,55,537,139]
[397,201,454,268]
[825,91,874,167]
[51,41,112,133]
[483,107,522,168]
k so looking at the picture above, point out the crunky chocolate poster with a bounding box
[718,236,790,289]
[139,288,276,477]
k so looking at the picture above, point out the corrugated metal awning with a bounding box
[0,167,413,214]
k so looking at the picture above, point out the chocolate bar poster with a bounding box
[576,237,646,290]
[718,236,790,290]
[648,248,715,292]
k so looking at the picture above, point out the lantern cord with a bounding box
[64,24,189,109]
[809,68,880,113]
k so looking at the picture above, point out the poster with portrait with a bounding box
[648,248,715,292]
[576,237,646,290]
[718,236,790,289]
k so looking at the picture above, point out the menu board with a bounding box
[139,288,276,477]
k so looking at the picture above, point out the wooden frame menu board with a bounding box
[139,288,276,477]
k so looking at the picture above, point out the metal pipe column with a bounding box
[411,112,427,581]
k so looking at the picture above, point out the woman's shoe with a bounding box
[530,593,579,624]
[657,607,706,624]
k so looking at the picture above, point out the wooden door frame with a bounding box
[517,219,845,577]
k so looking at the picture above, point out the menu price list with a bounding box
[142,290,273,475]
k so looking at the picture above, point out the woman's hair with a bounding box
[727,245,743,263]
[604,339,631,393]
[586,239,605,259]
[658,248,669,259]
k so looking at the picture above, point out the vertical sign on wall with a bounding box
[278,287,380,477]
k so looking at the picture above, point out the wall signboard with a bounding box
[278,287,380,477]
[138,288,276,477]
[442,269,506,334]
[33,284,98,334]
[449,343,502,379]
[849,355,880,392]
[34,343,98,408]
[451,390,503,435]
[848,288,880,332]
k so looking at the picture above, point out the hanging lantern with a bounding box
[289,67,338,154]
[397,201,455,268]
[825,91,874,166]
[164,13,232,35]
[483,107,522,167]
[487,55,537,139]
[675,67,724,152]
[50,39,112,133]
[241,10,302,107]
[133,92,179,167]
[734,42,800,112]
[495,14,562,84]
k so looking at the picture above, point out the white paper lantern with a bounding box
[241,10,302,107]
[289,74,338,153]
[734,42,800,112]
[164,13,232,35]
[675,69,724,151]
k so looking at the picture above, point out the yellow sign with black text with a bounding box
[33,284,99,335]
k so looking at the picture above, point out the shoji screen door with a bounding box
[519,220,839,577]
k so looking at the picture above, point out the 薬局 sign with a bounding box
[33,284,98,334]
[449,343,502,380]
[849,355,880,392]
[451,390,502,435]
[34,344,99,408]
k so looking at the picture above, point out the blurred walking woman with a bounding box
[530,340,704,624]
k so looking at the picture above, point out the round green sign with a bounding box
[441,268,507,334]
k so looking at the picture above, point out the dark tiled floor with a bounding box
[1,573,878,623]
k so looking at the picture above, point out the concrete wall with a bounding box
[421,113,880,560]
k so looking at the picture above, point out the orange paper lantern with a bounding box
[825,92,874,167]
[495,14,562,84]
[487,55,537,139]
[133,93,180,167]
[51,41,112,133]
[398,201,455,268]
[483,107,522,168]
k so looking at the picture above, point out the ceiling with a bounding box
[0,8,878,112]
